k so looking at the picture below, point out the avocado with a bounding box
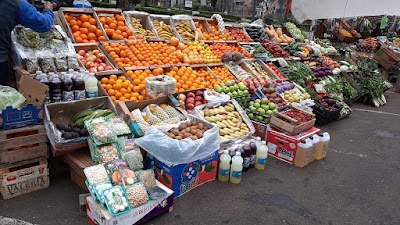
[64,126,72,132]
[68,122,75,128]
[56,123,66,131]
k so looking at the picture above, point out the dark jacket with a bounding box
[0,0,54,62]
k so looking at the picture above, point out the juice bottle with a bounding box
[294,139,313,168]
[218,150,231,182]
[230,152,243,184]
[255,137,262,150]
[249,140,257,168]
[39,76,51,104]
[316,132,330,160]
[255,141,269,170]
[50,77,62,102]
[229,148,236,162]
[309,134,320,164]
[61,76,74,101]
[84,73,98,98]
[74,74,86,100]
[242,144,251,171]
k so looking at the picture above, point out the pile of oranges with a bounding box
[195,22,231,41]
[210,66,235,82]
[209,43,251,58]
[100,74,142,104]
[64,13,106,43]
[98,14,135,40]
[102,42,138,68]
[126,41,183,66]
[165,66,220,92]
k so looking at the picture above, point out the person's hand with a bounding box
[44,1,54,10]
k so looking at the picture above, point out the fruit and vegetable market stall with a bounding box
[0,6,397,225]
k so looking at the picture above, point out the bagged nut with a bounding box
[96,142,120,165]
[105,159,129,175]
[135,169,156,188]
[126,182,148,208]
[108,116,131,136]
[118,138,140,155]
[84,164,109,185]
[123,150,143,171]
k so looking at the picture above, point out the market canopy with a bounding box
[291,0,400,22]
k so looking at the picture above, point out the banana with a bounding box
[231,118,240,123]
[72,110,95,122]
[230,132,242,138]
[226,119,237,127]
[230,126,240,132]
[204,117,214,122]
[219,129,229,136]
[216,121,226,128]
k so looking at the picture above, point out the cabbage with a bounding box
[0,86,26,112]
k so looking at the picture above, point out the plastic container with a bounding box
[218,150,231,182]
[61,76,74,101]
[294,139,313,168]
[310,134,320,163]
[73,74,86,100]
[50,77,62,102]
[249,140,257,168]
[93,182,113,205]
[255,141,268,170]
[242,144,251,171]
[84,73,98,98]
[316,132,330,160]
[230,151,243,184]
[101,186,131,216]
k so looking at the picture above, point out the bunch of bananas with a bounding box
[203,103,250,141]
[72,109,115,124]
[129,18,157,39]
[175,21,195,42]
[152,20,175,40]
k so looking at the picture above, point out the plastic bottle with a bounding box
[242,144,251,171]
[39,76,51,104]
[229,148,236,161]
[316,132,330,160]
[73,74,86,100]
[249,140,257,168]
[255,141,269,170]
[255,136,262,150]
[294,139,313,168]
[218,150,231,182]
[61,76,74,101]
[309,135,320,164]
[230,152,243,184]
[84,73,98,98]
[50,77,62,102]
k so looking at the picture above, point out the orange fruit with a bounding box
[120,88,127,94]
[75,36,83,43]
[105,84,113,91]
[119,96,126,101]
[98,36,106,41]
[114,83,122,90]
[82,22,91,28]
[101,77,108,84]
[110,96,117,101]
[122,81,130,88]
[89,18,96,25]
[110,75,118,80]
[89,25,98,33]
[115,92,122,99]
[80,14,89,22]
[71,25,80,32]
[87,33,96,40]
[108,89,115,96]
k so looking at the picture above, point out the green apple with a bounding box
[230,86,236,92]
[266,110,273,116]
[238,83,247,91]
[232,91,238,97]
[264,117,270,123]
[249,101,254,105]
[214,85,222,93]
[246,96,251,100]
[273,109,278,113]
[238,90,243,96]
[261,104,269,111]
[243,90,249,95]
[255,99,261,104]
[261,98,269,104]
[257,108,266,115]
[248,113,254,119]
[223,87,230,94]
[254,102,261,108]
[228,92,233,98]
[249,106,257,112]
[268,103,276,110]
[256,115,263,121]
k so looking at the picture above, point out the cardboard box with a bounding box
[86,181,174,225]
[44,96,118,156]
[146,151,218,198]
[1,160,49,200]
[0,74,48,130]
[266,127,320,164]
[252,121,270,141]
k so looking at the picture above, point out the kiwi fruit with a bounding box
[63,132,73,140]
[78,129,87,136]
[73,127,81,133]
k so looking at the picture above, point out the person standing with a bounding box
[0,0,54,85]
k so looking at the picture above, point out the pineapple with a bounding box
[160,104,185,120]
[148,104,169,121]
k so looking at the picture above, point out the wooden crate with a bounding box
[1,159,49,200]
[270,107,315,134]
[0,125,48,166]
[63,150,94,191]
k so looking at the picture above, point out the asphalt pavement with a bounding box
[1,90,400,225]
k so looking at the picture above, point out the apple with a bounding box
[94,62,99,67]
[254,102,260,108]
[202,99,207,104]
[78,50,86,56]
[195,90,203,96]
[85,61,94,68]
[177,93,186,101]
[256,115,263,121]
[261,98,269,104]
[247,113,254,119]
[95,58,102,64]
[214,85,223,93]
[186,92,195,98]
[186,97,195,104]
[261,104,269,111]
[105,66,112,71]
[195,96,203,101]
[93,49,100,56]
[249,106,257,113]
[257,108,265,115]
[89,67,97,72]
[98,53,105,61]
[223,87,230,94]
[178,100,186,108]
[266,110,274,116]
[195,101,202,106]
[186,103,194,110]
[97,66,105,72]
[87,51,93,55]
[268,103,276,110]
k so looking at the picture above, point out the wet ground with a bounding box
[1,90,400,225]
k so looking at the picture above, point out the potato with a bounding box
[197,123,204,130]
[178,124,186,131]
[190,128,198,135]
[196,131,203,139]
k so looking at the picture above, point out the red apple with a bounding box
[98,53,105,61]
[202,99,207,104]
[195,90,203,96]
[100,63,107,67]
[186,92,195,98]
[195,96,203,101]
[186,97,195,104]
[105,66,112,71]
[85,61,94,68]
[89,67,97,72]
[95,58,102,64]
[186,103,194,110]
[195,101,202,106]
[93,49,100,56]
[177,93,186,101]
[94,62,99,67]
[97,66,105,72]
[78,50,86,56]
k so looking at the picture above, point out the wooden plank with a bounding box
[0,133,47,151]
[70,167,88,191]
[0,143,48,165]
[1,175,49,200]
[0,125,44,137]
[0,159,47,177]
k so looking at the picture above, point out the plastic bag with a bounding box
[111,168,137,186]
[145,75,176,99]
[108,116,131,136]
[204,90,230,103]
[125,182,148,208]
[84,164,109,185]
[135,169,156,188]
[123,150,143,171]
[85,117,117,145]
[0,86,26,112]
[67,54,80,70]
[25,57,39,73]
[135,115,219,165]
[39,55,56,73]
[55,54,68,71]
[144,104,170,121]
[131,109,149,126]
[147,186,167,200]
[101,186,130,216]
[96,142,120,165]
[105,159,128,175]
[118,138,140,154]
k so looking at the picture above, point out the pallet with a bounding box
[0,125,48,166]
[1,159,49,200]
[63,150,94,191]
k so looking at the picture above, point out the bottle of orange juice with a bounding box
[316,132,330,160]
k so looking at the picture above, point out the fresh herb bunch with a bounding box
[287,61,314,86]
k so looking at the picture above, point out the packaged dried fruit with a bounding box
[125,182,148,208]
[108,116,131,136]
[84,164,109,185]
[105,159,128,175]
[135,169,156,188]
[101,186,131,216]
[111,168,137,186]
[96,142,120,165]
[123,150,143,171]
[85,117,117,145]
[118,138,140,155]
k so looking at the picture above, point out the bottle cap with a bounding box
[262,141,267,145]
[235,151,241,156]
[223,150,229,154]
[256,137,261,141]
